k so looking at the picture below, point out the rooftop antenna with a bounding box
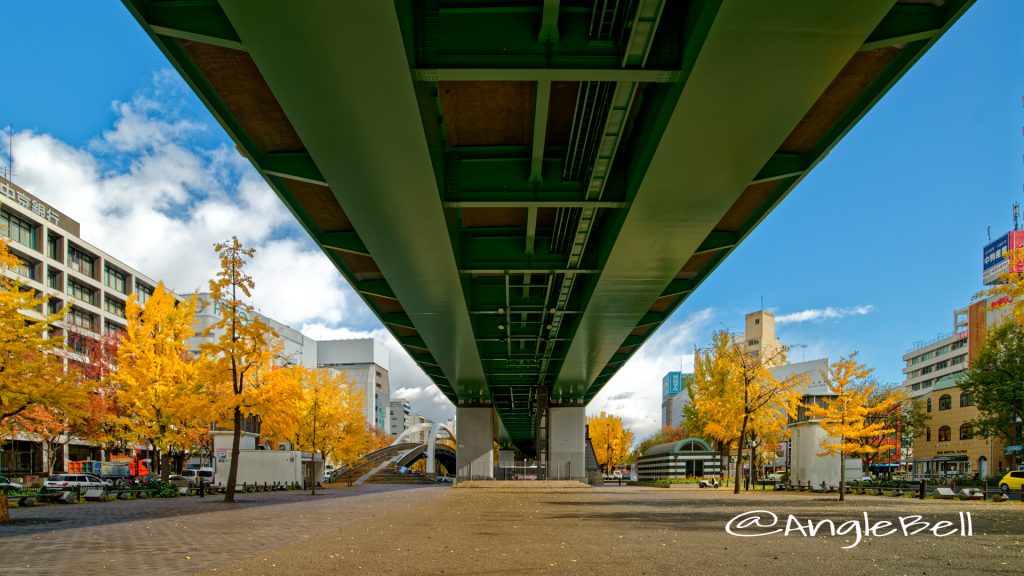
[1014,202,1020,232]
[987,226,992,242]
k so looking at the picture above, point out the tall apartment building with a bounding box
[1,175,165,474]
[317,338,391,433]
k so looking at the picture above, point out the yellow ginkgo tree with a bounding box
[199,236,284,503]
[289,367,365,493]
[587,412,634,475]
[805,354,898,501]
[0,238,77,429]
[114,283,200,482]
[692,329,802,492]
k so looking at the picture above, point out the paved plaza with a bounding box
[3,484,1022,575]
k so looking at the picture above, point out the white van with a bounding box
[180,468,215,485]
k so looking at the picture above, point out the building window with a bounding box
[135,282,153,306]
[748,339,760,346]
[67,245,96,278]
[926,427,931,442]
[927,398,932,412]
[66,307,96,331]
[48,297,64,316]
[1,209,37,249]
[934,360,948,370]
[959,424,973,440]
[67,278,96,306]
[104,266,127,294]
[754,318,760,325]
[12,255,35,280]
[47,267,62,290]
[912,383,920,391]
[951,338,967,350]
[921,365,933,374]
[960,392,973,407]
[104,320,125,336]
[47,233,62,261]
[104,296,126,319]
[938,394,951,411]
[938,426,951,442]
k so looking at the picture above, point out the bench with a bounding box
[934,487,956,500]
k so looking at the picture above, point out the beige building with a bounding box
[912,376,1009,478]
[744,310,783,362]
[903,297,1013,479]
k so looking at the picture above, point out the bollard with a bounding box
[198,479,205,498]
[918,480,925,500]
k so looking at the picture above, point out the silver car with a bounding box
[0,475,24,492]
[43,474,108,491]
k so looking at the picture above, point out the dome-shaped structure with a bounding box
[635,437,720,480]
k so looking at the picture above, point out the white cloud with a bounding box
[775,305,874,324]
[587,308,715,444]
[9,73,367,329]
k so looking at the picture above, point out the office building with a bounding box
[318,338,391,433]
[1,175,165,474]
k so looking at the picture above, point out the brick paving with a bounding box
[4,484,1024,575]
[0,484,447,575]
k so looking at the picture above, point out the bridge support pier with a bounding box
[547,406,585,481]
[455,407,494,480]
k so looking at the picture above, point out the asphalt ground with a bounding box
[3,484,1022,575]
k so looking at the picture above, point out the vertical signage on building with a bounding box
[983,231,1024,285]
[662,371,682,398]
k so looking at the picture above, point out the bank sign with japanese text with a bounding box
[983,231,1024,285]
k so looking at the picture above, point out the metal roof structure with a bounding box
[123,0,973,454]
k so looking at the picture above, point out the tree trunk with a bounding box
[839,449,845,502]
[734,415,749,494]
[224,406,242,503]
[0,494,9,525]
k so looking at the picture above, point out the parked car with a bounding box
[998,470,1024,492]
[166,475,192,489]
[0,475,25,492]
[43,474,108,491]
[179,468,215,485]
[766,473,783,482]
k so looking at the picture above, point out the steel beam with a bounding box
[259,152,326,186]
[140,0,243,51]
[414,68,681,83]
[860,3,949,51]
[220,0,488,400]
[320,231,369,256]
[555,0,897,399]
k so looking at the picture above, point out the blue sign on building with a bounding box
[662,371,682,398]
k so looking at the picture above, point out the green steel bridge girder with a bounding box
[122,0,975,452]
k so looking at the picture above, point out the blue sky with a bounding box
[2,1,1021,439]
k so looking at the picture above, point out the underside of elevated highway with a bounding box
[124,0,973,479]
